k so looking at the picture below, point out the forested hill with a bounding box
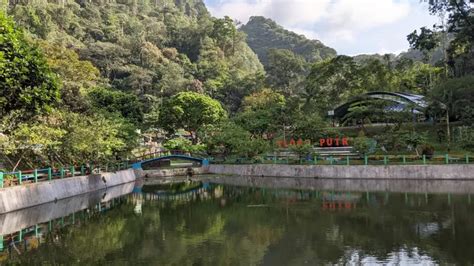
[7,0,264,112]
[240,16,337,66]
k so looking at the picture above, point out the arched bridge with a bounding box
[131,153,209,170]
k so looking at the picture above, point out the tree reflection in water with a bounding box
[5,181,474,265]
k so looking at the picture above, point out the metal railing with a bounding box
[0,162,131,189]
[209,154,474,166]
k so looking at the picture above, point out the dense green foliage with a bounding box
[0,12,59,123]
[159,91,226,142]
[1,0,474,169]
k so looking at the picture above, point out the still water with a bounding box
[2,176,474,265]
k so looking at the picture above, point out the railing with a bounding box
[0,162,131,189]
[209,153,474,166]
[132,150,207,162]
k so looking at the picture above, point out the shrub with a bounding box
[418,144,435,159]
[353,131,376,155]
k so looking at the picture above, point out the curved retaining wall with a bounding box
[0,169,136,214]
[208,164,474,180]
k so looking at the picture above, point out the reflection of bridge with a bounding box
[131,152,209,170]
[129,183,212,205]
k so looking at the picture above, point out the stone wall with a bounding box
[135,167,210,179]
[0,169,136,214]
[207,164,474,179]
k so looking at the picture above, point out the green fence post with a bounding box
[91,164,95,174]
[35,225,39,237]
[466,154,470,164]
[0,172,3,188]
[34,169,38,183]
[423,155,426,165]
[60,167,64,179]
[18,171,22,185]
[125,161,128,168]
[330,157,333,165]
[48,167,52,180]
[314,155,318,165]
[286,156,289,164]
[346,156,350,166]
[445,154,449,164]
[384,156,388,165]
[81,165,85,176]
[402,155,406,165]
[273,156,277,164]
[364,155,368,165]
[0,235,3,251]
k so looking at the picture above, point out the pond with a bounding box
[2,176,474,265]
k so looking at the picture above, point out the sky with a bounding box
[203,0,440,56]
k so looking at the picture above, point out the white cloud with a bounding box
[205,0,438,55]
[324,0,411,41]
[208,0,330,25]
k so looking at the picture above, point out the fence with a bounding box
[0,162,130,189]
[210,153,474,166]
[0,150,207,189]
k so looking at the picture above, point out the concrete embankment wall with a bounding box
[210,176,474,194]
[0,169,136,214]
[0,182,134,235]
[136,167,209,179]
[208,164,474,180]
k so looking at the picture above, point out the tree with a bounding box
[199,121,269,159]
[88,87,144,125]
[0,12,59,124]
[431,75,474,125]
[163,137,205,153]
[304,56,362,111]
[159,92,227,143]
[210,16,237,56]
[37,40,101,112]
[414,0,474,76]
[235,89,286,138]
[266,49,306,95]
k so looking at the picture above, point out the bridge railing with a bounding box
[131,150,208,162]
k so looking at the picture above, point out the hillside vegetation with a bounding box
[240,16,337,66]
[1,0,473,169]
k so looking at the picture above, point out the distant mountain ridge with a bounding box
[240,16,337,66]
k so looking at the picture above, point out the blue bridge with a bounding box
[131,153,209,170]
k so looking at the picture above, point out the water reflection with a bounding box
[0,182,133,263]
[3,177,474,265]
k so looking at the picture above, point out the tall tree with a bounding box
[0,12,59,125]
[159,92,227,143]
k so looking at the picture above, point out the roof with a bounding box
[332,91,428,119]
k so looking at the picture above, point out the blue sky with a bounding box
[203,0,439,55]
